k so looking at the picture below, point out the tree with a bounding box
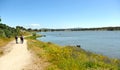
[0,30,6,37]
[16,26,20,35]
[16,26,26,30]
[0,23,19,38]
[27,28,32,31]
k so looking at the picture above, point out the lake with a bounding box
[37,31,120,59]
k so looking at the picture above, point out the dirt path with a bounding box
[0,40,31,70]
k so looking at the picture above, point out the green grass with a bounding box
[27,35,120,70]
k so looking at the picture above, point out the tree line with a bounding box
[0,23,22,38]
[29,27,120,32]
[0,18,27,38]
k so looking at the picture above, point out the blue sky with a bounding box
[0,0,120,29]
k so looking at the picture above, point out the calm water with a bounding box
[37,31,120,58]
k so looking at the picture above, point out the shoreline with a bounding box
[37,33,120,59]
[26,35,120,70]
[38,40,120,59]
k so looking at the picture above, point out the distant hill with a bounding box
[68,27,120,31]
[31,27,120,32]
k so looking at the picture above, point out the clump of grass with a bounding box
[0,37,13,47]
[0,37,13,56]
[27,35,120,70]
[25,33,41,40]
[0,51,3,56]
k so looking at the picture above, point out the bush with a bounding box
[32,32,36,36]
[0,23,23,38]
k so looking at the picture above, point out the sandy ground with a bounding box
[0,39,32,70]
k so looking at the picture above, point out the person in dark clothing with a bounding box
[15,35,18,44]
[20,35,24,44]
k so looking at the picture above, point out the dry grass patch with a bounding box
[0,38,13,56]
[0,38,13,47]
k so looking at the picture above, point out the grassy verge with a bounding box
[0,38,13,47]
[27,35,120,70]
[0,37,13,55]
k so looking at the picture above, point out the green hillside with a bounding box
[0,23,17,38]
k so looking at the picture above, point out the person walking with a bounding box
[20,35,24,44]
[15,35,18,44]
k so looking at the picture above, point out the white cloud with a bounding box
[30,23,40,27]
[24,23,41,29]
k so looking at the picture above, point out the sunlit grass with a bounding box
[27,36,120,70]
[0,37,13,55]
[0,38,13,47]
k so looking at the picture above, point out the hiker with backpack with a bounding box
[15,35,18,44]
[20,35,24,44]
